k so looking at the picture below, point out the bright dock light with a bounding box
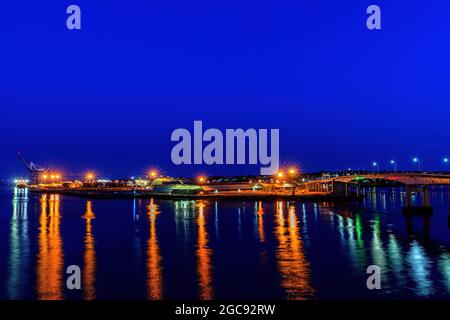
[86,172,95,181]
[149,170,158,178]
[197,175,207,184]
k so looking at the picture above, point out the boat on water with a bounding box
[15,178,28,189]
[151,179,202,195]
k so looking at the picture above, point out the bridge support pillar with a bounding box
[423,186,430,207]
[403,184,433,216]
[405,185,412,207]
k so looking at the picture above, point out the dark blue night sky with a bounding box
[1,1,450,179]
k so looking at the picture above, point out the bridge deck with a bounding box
[302,173,450,186]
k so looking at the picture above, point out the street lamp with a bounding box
[149,170,158,179]
[85,172,95,184]
[443,158,449,172]
[198,176,207,185]
[390,160,397,173]
[372,162,379,174]
[413,158,421,172]
[288,168,298,196]
[271,171,284,192]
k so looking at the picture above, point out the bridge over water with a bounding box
[301,173,450,212]
[302,172,450,191]
[304,173,450,186]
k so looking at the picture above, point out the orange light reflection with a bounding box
[275,202,314,300]
[147,198,163,299]
[37,194,63,300]
[82,200,96,300]
[197,201,213,300]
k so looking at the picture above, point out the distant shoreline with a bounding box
[28,188,363,202]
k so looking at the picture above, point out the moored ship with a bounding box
[15,178,28,189]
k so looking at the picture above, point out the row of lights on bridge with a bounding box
[371,158,449,171]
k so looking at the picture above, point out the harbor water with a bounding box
[1,186,450,300]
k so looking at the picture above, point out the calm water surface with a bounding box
[1,186,450,300]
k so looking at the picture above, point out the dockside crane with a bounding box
[17,152,47,184]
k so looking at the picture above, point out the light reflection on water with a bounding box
[37,194,64,300]
[1,187,450,299]
[82,201,96,300]
[146,199,163,300]
[406,241,432,297]
[255,201,265,243]
[196,201,213,300]
[274,202,313,300]
[7,188,29,299]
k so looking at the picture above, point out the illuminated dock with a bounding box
[28,185,362,201]
[16,153,450,203]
